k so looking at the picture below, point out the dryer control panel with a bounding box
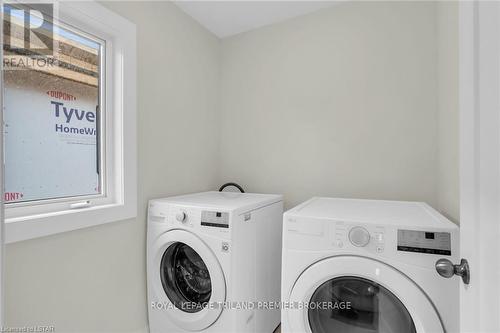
[397,229,451,256]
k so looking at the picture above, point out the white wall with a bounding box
[437,2,459,222]
[218,1,440,210]
[5,2,220,331]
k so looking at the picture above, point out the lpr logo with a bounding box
[3,2,54,55]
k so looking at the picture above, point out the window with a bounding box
[2,2,137,243]
[4,7,103,203]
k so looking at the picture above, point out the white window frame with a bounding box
[3,1,137,243]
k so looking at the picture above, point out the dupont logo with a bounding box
[47,90,77,101]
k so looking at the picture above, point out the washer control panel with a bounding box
[201,211,229,228]
[333,222,385,253]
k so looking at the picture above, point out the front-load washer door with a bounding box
[287,256,444,333]
[151,229,226,331]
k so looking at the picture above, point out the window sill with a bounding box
[5,202,136,243]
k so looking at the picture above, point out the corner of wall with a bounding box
[436,1,460,223]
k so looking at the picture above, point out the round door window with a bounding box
[160,242,212,313]
[308,276,416,333]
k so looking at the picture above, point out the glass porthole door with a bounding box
[287,256,444,333]
[160,242,212,313]
[152,230,226,331]
[308,276,416,333]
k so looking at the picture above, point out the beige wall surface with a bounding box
[437,2,459,222]
[218,1,441,210]
[5,2,220,332]
[4,1,460,332]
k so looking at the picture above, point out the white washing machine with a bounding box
[147,191,283,333]
[281,197,460,333]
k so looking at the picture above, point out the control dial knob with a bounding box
[349,226,370,247]
[176,212,186,223]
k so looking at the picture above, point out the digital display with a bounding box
[397,229,451,256]
[201,211,229,228]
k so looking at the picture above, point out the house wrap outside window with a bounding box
[3,5,103,203]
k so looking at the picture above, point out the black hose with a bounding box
[218,182,245,193]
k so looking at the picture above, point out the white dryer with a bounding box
[147,191,283,333]
[281,197,459,333]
